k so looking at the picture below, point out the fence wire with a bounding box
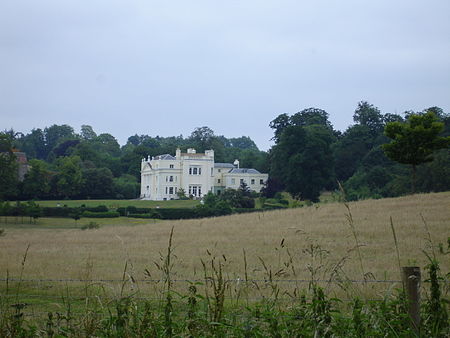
[0,277,405,284]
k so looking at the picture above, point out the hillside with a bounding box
[1,192,448,284]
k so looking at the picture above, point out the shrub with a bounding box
[116,207,127,216]
[41,206,80,217]
[126,206,138,214]
[81,221,100,230]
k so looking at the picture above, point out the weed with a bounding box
[80,221,100,230]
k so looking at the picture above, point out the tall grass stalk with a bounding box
[164,226,175,337]
[15,244,30,305]
[389,217,403,283]
[338,182,367,282]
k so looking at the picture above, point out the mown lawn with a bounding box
[32,199,200,209]
[0,216,158,229]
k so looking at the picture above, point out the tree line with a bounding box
[266,103,450,202]
[0,126,268,201]
[1,101,449,202]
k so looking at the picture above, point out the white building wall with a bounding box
[141,149,267,200]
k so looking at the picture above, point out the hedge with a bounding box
[83,205,109,212]
[82,211,120,218]
[262,203,288,210]
[117,206,152,216]
[233,208,262,214]
[155,208,200,220]
[128,213,158,219]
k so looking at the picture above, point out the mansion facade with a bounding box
[140,148,268,200]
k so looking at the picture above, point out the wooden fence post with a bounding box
[402,266,421,334]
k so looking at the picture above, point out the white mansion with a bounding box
[140,148,268,200]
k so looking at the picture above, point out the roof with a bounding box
[181,153,207,157]
[214,163,235,168]
[13,152,28,164]
[228,168,261,174]
[154,154,176,160]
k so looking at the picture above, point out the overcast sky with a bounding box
[1,0,449,150]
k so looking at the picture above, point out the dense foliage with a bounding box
[1,102,449,202]
[1,126,267,201]
[268,103,450,201]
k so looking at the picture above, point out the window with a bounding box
[217,179,221,184]
[169,176,173,182]
[165,187,168,194]
[169,187,174,194]
[170,164,174,168]
[240,179,244,184]
[211,168,213,176]
[218,169,221,173]
[260,179,264,184]
[189,166,202,175]
[231,178,235,185]
[251,179,255,185]
[189,185,202,197]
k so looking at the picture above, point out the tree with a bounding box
[228,136,258,150]
[56,156,83,198]
[93,133,121,157]
[113,175,140,199]
[353,101,384,135]
[0,133,19,200]
[22,159,50,199]
[19,128,47,159]
[383,111,450,193]
[80,125,97,140]
[176,188,188,200]
[219,187,255,208]
[44,124,75,156]
[189,126,215,149]
[81,167,114,199]
[261,177,284,198]
[270,125,334,202]
[332,125,375,181]
[290,108,333,130]
[269,113,290,143]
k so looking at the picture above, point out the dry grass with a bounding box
[1,192,449,286]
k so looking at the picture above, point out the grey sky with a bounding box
[1,0,449,150]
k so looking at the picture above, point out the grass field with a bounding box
[32,198,200,209]
[1,192,449,335]
[1,192,448,284]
